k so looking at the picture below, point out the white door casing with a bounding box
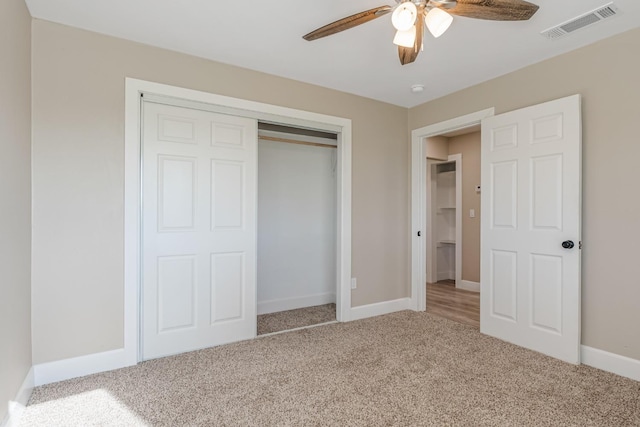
[124,79,352,367]
[410,108,494,312]
[142,101,257,360]
[480,94,582,364]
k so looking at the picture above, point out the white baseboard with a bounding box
[581,345,640,382]
[33,348,128,386]
[2,367,34,427]
[257,292,335,315]
[458,280,480,292]
[437,271,455,281]
[350,298,411,321]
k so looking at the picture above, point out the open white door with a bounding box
[142,101,257,360]
[480,94,582,364]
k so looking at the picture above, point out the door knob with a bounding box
[562,240,575,249]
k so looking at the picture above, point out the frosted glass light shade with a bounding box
[392,2,418,31]
[393,26,417,48]
[425,7,453,38]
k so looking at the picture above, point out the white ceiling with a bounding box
[25,0,640,107]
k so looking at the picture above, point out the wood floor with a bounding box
[426,280,480,328]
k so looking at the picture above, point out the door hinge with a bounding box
[579,241,582,249]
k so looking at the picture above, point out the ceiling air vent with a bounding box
[541,3,620,40]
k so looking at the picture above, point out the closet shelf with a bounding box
[438,240,456,245]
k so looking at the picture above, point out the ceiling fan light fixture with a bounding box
[392,2,418,31]
[425,7,453,38]
[393,26,417,48]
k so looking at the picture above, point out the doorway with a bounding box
[426,156,461,286]
[424,130,481,327]
[256,123,339,335]
[410,108,494,314]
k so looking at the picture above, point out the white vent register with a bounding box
[541,3,620,40]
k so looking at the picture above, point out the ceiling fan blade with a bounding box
[447,0,539,21]
[303,6,392,41]
[399,7,424,66]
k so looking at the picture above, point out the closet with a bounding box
[426,153,461,286]
[434,161,457,282]
[257,123,338,319]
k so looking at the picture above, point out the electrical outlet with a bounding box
[351,278,357,290]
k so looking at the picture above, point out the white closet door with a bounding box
[142,101,257,360]
[480,94,581,364]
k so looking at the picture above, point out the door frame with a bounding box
[410,108,494,311]
[124,78,353,364]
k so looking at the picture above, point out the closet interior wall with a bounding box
[257,124,338,315]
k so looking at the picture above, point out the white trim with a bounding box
[257,293,336,315]
[458,280,480,292]
[2,367,33,427]
[410,108,495,312]
[581,345,640,382]
[125,78,353,364]
[437,271,455,281]
[450,153,462,286]
[425,159,436,284]
[33,349,127,386]
[350,298,412,321]
[412,109,495,138]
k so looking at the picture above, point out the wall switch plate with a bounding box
[470,209,476,218]
[351,278,357,290]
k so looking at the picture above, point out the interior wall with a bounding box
[0,0,32,419]
[409,27,640,361]
[257,139,337,314]
[426,136,448,160]
[447,132,481,283]
[31,20,408,364]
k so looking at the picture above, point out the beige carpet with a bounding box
[21,311,640,426]
[257,303,336,335]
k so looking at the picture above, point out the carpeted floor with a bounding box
[21,311,640,426]
[257,303,336,335]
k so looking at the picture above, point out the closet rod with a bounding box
[259,135,337,149]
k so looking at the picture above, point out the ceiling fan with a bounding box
[303,0,540,65]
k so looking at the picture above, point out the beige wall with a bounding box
[0,0,32,419]
[31,20,409,364]
[426,136,448,160]
[447,132,481,283]
[410,28,640,360]
[29,17,640,366]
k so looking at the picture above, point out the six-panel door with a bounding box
[480,95,582,364]
[142,102,257,360]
